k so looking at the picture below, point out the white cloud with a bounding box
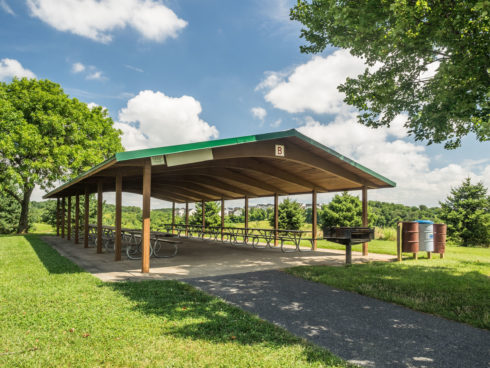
[255,71,284,91]
[258,49,368,114]
[297,114,490,206]
[124,64,143,73]
[270,119,282,128]
[251,107,267,121]
[72,62,85,73]
[86,71,104,80]
[0,0,14,15]
[26,0,187,43]
[116,90,219,150]
[86,102,108,112]
[0,58,36,81]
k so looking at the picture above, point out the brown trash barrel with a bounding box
[433,224,447,254]
[402,221,419,253]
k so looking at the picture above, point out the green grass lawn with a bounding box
[30,222,54,234]
[0,235,349,368]
[287,245,490,329]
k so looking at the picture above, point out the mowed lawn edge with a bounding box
[0,235,351,368]
[286,246,490,330]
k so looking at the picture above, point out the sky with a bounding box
[1,0,489,209]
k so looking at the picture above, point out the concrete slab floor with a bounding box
[40,235,396,282]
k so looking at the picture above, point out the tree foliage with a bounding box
[440,178,489,246]
[369,201,440,228]
[0,190,22,234]
[0,78,123,233]
[291,0,489,148]
[269,198,305,230]
[190,201,221,227]
[320,192,363,228]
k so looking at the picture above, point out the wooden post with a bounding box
[274,193,278,247]
[428,252,432,259]
[75,195,80,244]
[61,197,66,239]
[202,200,205,234]
[362,187,368,256]
[115,172,122,261]
[97,182,103,254]
[171,201,175,234]
[312,189,317,250]
[141,160,151,273]
[67,196,72,241]
[244,195,249,241]
[56,198,60,236]
[397,222,402,262]
[84,188,89,248]
[185,201,189,237]
[221,198,225,241]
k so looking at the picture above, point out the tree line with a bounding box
[9,178,488,247]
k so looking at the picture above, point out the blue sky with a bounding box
[1,0,488,207]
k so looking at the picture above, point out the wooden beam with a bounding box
[151,185,209,202]
[161,167,286,194]
[274,193,278,247]
[154,173,261,197]
[201,158,321,191]
[115,172,122,261]
[61,197,66,239]
[362,186,368,256]
[185,201,189,237]
[245,195,249,238]
[156,183,216,201]
[141,160,151,273]
[171,201,175,234]
[84,188,89,248]
[202,200,205,232]
[97,182,103,254]
[56,198,60,236]
[67,196,72,241]
[221,198,225,241]
[312,189,317,250]
[155,180,240,200]
[125,188,187,204]
[75,195,80,244]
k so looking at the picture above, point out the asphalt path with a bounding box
[186,270,490,368]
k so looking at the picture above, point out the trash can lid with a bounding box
[416,220,433,224]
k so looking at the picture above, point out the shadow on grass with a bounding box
[25,235,83,274]
[104,280,342,366]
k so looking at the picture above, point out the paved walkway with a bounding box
[41,235,394,281]
[187,270,490,368]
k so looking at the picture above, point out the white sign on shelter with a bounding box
[275,144,285,157]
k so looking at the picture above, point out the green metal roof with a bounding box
[43,129,395,199]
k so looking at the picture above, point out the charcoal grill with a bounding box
[323,227,374,265]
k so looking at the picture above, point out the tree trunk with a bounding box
[17,187,34,234]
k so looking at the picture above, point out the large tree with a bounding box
[270,198,305,230]
[320,192,363,228]
[440,178,489,247]
[190,201,222,227]
[291,0,489,148]
[0,78,123,233]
